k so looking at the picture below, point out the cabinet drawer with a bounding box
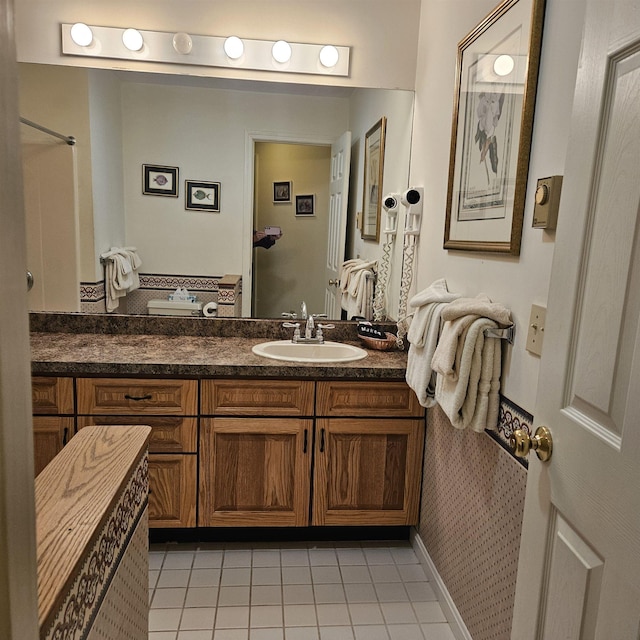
[77,416,197,453]
[77,378,197,415]
[148,454,197,528]
[201,379,314,416]
[32,377,74,415]
[33,416,75,476]
[316,381,424,417]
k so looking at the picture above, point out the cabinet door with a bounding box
[33,416,74,476]
[32,376,74,415]
[148,454,197,528]
[312,418,425,526]
[199,418,312,527]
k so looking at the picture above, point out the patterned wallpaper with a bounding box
[418,400,530,640]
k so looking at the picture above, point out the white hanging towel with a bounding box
[100,246,142,312]
[434,317,502,432]
[339,259,376,320]
[405,279,460,407]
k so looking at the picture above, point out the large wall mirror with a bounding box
[19,63,414,320]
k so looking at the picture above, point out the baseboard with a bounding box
[410,528,473,640]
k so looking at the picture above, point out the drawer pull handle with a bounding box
[124,394,152,401]
[303,428,308,453]
[320,428,325,453]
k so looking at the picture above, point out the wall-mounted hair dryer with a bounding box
[401,187,424,235]
[382,193,400,236]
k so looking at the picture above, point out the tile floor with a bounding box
[148,540,456,640]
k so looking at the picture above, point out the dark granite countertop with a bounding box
[30,313,408,380]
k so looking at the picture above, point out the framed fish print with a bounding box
[185,180,221,212]
[443,0,545,255]
[142,164,179,197]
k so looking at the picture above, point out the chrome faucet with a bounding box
[282,301,333,343]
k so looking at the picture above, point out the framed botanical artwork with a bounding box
[273,181,292,203]
[443,0,545,255]
[142,164,179,197]
[185,180,220,212]
[295,194,315,216]
[361,116,387,242]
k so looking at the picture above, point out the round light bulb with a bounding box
[493,54,515,77]
[70,23,93,47]
[224,36,244,60]
[319,45,339,68]
[272,40,292,64]
[122,28,144,52]
[172,32,193,55]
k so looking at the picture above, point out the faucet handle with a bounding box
[315,323,335,343]
[281,311,297,319]
[311,313,327,319]
[283,322,301,341]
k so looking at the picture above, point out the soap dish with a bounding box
[359,332,398,351]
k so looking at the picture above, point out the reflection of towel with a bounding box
[435,317,502,432]
[405,279,460,407]
[432,294,511,379]
[100,246,142,312]
[339,259,376,320]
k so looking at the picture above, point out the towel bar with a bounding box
[484,325,515,344]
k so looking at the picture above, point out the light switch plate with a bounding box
[526,304,546,356]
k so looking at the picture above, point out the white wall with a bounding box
[409,0,586,413]
[348,88,415,321]
[121,80,349,277]
[14,0,421,91]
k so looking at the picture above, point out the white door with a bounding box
[324,130,351,319]
[512,1,640,638]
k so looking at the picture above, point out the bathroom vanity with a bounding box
[30,313,425,530]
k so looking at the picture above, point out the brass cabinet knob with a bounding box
[510,426,553,462]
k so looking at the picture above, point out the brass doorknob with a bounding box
[510,426,553,462]
[328,279,340,287]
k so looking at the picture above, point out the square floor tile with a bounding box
[150,570,160,589]
[250,605,284,628]
[314,583,346,604]
[336,549,366,566]
[405,583,437,603]
[180,608,216,630]
[282,566,311,585]
[253,550,281,567]
[419,624,456,640]
[250,629,284,640]
[253,567,282,586]
[312,566,342,584]
[387,624,424,640]
[309,549,338,566]
[283,604,317,627]
[281,550,310,566]
[398,565,427,582]
[353,626,390,640]
[219,586,251,607]
[149,632,178,640]
[316,603,350,626]
[213,630,248,640]
[159,570,191,588]
[319,626,354,640]
[390,548,419,565]
[149,608,182,632]
[178,631,214,640]
[381,603,418,625]
[185,587,219,608]
[216,606,250,629]
[364,549,395,565]
[224,550,253,568]
[283,585,314,605]
[344,583,377,603]
[284,628,319,640]
[194,552,224,569]
[150,552,166,570]
[152,588,188,609]
[374,583,409,603]
[191,569,222,588]
[340,566,372,584]
[348,603,384,626]
[369,565,402,583]
[252,585,283,605]
[221,568,252,587]
[413,601,446,624]
[164,552,196,570]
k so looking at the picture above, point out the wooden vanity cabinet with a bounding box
[313,381,425,526]
[76,378,198,528]
[32,376,75,475]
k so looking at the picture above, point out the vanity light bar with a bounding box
[61,24,350,77]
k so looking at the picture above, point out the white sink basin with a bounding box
[252,340,368,363]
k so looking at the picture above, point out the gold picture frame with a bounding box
[444,0,545,255]
[361,116,387,242]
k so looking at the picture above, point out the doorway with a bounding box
[252,141,331,318]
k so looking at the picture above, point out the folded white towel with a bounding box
[405,279,461,407]
[435,317,502,432]
[100,246,142,312]
[339,259,376,319]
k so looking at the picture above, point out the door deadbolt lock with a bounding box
[510,426,553,462]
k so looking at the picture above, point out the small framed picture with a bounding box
[142,164,179,197]
[273,181,292,203]
[296,194,315,216]
[185,180,220,212]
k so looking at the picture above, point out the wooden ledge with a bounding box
[35,425,151,631]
